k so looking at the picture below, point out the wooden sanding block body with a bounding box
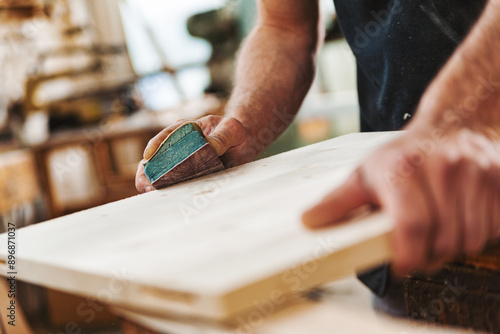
[144,122,225,189]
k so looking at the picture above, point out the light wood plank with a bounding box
[113,277,469,334]
[0,132,399,322]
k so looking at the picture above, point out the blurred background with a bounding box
[0,0,358,332]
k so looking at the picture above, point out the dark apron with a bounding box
[332,0,487,313]
[334,0,487,132]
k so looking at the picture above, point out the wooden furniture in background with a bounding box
[0,0,42,9]
[31,97,227,219]
[0,150,40,334]
[33,121,164,218]
[0,150,40,224]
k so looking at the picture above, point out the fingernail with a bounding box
[301,210,313,225]
[143,145,154,160]
[145,186,152,193]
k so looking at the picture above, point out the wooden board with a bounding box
[116,277,471,334]
[0,132,399,322]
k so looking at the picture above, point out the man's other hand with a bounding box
[303,127,500,275]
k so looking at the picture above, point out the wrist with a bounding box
[227,103,295,159]
[211,111,265,166]
[410,64,500,135]
[413,101,500,136]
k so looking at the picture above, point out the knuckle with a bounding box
[205,115,221,124]
[454,155,483,179]
[440,151,462,171]
[214,132,229,148]
[223,117,243,130]
[173,118,187,126]
[399,217,432,238]
[452,151,470,168]
[398,152,412,165]
[198,115,222,133]
[205,115,218,121]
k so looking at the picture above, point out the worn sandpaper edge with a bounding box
[145,132,207,183]
[148,141,210,184]
[145,121,204,163]
[151,143,225,189]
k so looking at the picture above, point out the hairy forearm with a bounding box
[413,0,500,132]
[226,24,318,156]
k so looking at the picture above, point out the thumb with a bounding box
[302,169,373,228]
[143,119,188,160]
[204,118,247,156]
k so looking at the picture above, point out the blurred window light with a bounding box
[121,0,223,71]
[119,0,336,111]
[120,0,225,109]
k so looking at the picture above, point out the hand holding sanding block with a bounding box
[143,122,225,189]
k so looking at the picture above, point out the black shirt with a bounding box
[332,0,487,300]
[334,0,487,132]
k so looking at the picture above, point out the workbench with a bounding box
[0,132,490,333]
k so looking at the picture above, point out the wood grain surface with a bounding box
[117,277,471,334]
[0,132,399,323]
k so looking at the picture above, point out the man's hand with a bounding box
[303,126,500,275]
[135,116,250,193]
[304,0,500,276]
[136,0,320,194]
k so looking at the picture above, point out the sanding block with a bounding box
[143,122,225,189]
